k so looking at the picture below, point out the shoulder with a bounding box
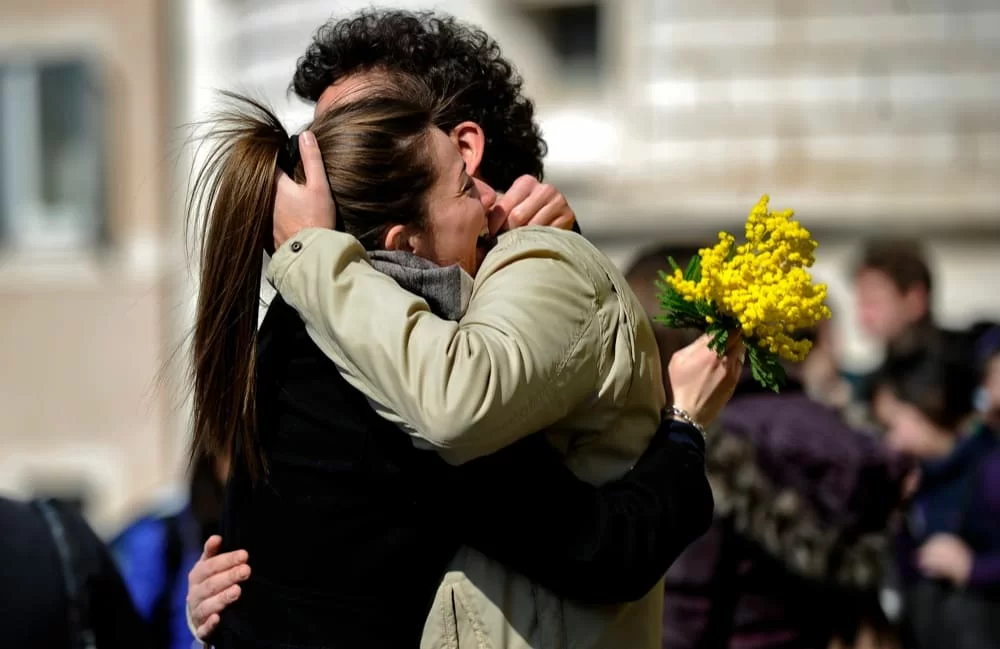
[491,225,596,257]
[476,226,606,292]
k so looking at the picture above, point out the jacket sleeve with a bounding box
[456,419,714,604]
[969,553,1000,588]
[266,227,602,465]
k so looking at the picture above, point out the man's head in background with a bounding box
[291,9,544,190]
[854,239,933,345]
[625,244,704,403]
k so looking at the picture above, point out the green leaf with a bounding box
[745,343,786,392]
[684,254,702,283]
[668,256,681,273]
[708,328,729,355]
[695,300,716,318]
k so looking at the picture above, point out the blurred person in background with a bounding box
[110,454,229,649]
[852,239,995,415]
[854,239,935,361]
[972,326,1000,425]
[799,319,854,412]
[659,328,911,649]
[622,247,907,649]
[0,495,150,648]
[873,350,1000,649]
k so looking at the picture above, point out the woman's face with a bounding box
[403,128,496,276]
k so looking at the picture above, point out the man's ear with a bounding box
[450,121,486,179]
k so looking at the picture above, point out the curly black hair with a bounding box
[291,9,546,189]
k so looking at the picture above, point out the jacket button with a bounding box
[290,241,303,252]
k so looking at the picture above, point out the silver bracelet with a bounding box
[666,405,707,438]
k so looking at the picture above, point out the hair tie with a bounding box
[273,131,344,235]
[277,132,301,178]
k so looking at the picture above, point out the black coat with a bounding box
[215,297,713,648]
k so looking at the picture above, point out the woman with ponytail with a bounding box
[188,84,452,480]
[187,80,742,648]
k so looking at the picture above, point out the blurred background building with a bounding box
[1,0,999,532]
[0,0,185,534]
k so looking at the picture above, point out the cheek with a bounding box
[466,202,484,234]
[418,209,478,263]
[444,201,483,246]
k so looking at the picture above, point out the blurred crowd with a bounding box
[1,226,998,649]
[627,237,1000,649]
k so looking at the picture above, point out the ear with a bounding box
[449,121,486,179]
[383,224,419,253]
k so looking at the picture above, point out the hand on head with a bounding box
[489,175,576,234]
[667,333,746,429]
[273,131,337,251]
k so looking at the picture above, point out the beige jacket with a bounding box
[267,226,666,649]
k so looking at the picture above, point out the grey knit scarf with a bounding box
[367,250,473,321]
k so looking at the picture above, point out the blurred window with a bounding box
[518,1,603,89]
[0,58,106,251]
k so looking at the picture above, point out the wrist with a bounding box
[274,227,303,251]
[667,405,706,438]
[185,600,201,640]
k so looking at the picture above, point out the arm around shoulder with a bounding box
[267,227,603,464]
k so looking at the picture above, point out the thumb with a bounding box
[298,131,327,191]
[201,535,222,560]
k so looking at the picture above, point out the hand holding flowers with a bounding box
[657,195,832,392]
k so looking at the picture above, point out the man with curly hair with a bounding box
[295,10,544,188]
[286,8,574,241]
[184,9,722,649]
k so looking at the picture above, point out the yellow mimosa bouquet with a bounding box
[657,195,832,391]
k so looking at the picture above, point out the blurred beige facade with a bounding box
[0,0,188,534]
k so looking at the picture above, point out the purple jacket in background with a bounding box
[897,423,1000,589]
[968,447,1000,586]
[662,378,909,649]
[718,381,910,539]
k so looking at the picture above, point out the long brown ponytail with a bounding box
[186,92,287,479]
[187,81,448,479]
